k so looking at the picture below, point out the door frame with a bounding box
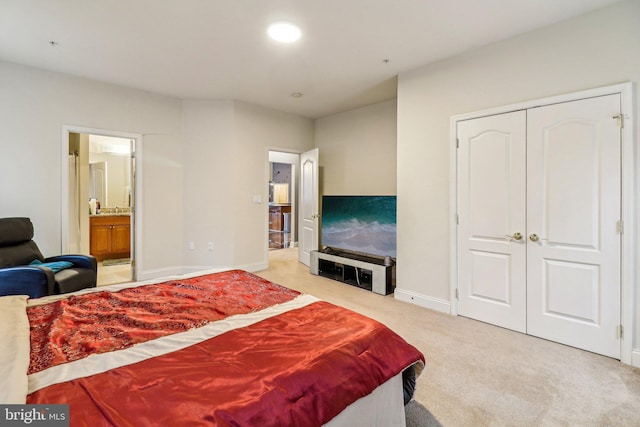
[61,125,142,281]
[267,149,300,247]
[449,82,635,365]
[264,148,302,266]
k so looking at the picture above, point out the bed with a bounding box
[1,269,424,426]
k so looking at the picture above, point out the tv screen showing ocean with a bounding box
[321,196,396,258]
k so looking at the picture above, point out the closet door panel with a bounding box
[457,111,527,333]
[544,124,599,247]
[526,94,621,359]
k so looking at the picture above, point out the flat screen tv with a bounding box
[321,195,396,259]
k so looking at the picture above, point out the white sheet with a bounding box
[0,296,30,403]
[325,372,406,427]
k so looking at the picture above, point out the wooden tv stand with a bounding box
[310,250,394,295]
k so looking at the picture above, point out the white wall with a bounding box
[181,100,314,272]
[182,100,236,269]
[233,101,314,268]
[396,0,640,350]
[0,60,184,277]
[315,99,397,195]
[0,59,313,279]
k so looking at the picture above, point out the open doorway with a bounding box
[65,129,137,286]
[268,151,299,251]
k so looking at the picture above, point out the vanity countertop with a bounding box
[90,213,131,217]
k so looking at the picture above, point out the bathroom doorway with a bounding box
[268,151,299,251]
[64,127,139,286]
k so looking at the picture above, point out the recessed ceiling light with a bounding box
[290,92,303,98]
[268,22,301,43]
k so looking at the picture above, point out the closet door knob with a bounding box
[529,233,539,242]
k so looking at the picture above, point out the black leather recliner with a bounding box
[0,217,97,298]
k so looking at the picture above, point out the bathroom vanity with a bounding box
[89,214,130,261]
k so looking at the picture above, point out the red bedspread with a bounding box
[26,270,424,426]
[28,270,299,374]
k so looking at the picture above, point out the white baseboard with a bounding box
[632,349,640,368]
[394,288,451,314]
[135,266,184,282]
[236,261,269,273]
[137,262,269,282]
[178,265,230,275]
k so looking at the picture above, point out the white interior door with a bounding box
[456,94,622,359]
[526,95,621,359]
[89,161,107,207]
[299,148,319,266]
[457,111,527,332]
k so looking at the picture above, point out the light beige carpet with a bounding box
[102,258,130,266]
[258,248,640,426]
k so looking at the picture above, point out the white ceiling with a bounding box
[0,0,623,118]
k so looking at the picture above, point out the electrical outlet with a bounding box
[188,241,195,250]
[207,242,214,251]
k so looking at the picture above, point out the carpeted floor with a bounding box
[102,258,130,266]
[258,248,640,426]
[405,400,443,426]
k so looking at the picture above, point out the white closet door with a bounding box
[526,94,621,359]
[457,111,527,333]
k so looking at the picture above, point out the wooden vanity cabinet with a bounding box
[90,215,131,261]
[268,205,291,249]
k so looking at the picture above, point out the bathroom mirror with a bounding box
[89,136,131,209]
